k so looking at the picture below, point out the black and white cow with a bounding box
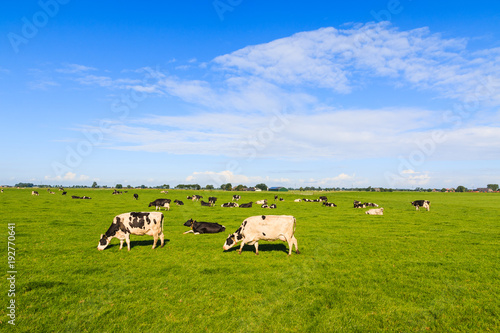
[62,191,67,195]
[97,212,164,251]
[183,219,225,234]
[322,202,337,207]
[221,202,239,207]
[255,199,267,205]
[148,199,171,211]
[133,193,139,200]
[411,200,431,211]
[174,199,184,206]
[232,195,241,201]
[31,191,39,196]
[239,202,253,208]
[223,215,299,255]
[353,201,365,208]
[208,197,217,206]
[269,204,277,209]
[319,196,328,202]
[364,202,379,207]
[192,195,203,202]
[200,200,212,207]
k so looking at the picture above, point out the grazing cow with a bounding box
[133,193,139,200]
[294,199,302,202]
[255,199,267,205]
[62,191,67,195]
[239,202,253,208]
[269,204,277,209]
[411,200,431,211]
[208,197,217,206]
[366,208,384,215]
[174,200,184,206]
[148,199,171,211]
[232,195,241,201]
[31,191,39,196]
[200,200,212,207]
[221,202,238,207]
[319,196,328,202]
[97,212,164,251]
[183,219,225,234]
[323,202,337,207]
[274,195,278,201]
[223,215,299,255]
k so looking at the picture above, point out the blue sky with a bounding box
[1,0,499,188]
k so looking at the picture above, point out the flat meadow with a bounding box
[0,188,499,332]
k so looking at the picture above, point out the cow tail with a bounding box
[293,216,297,236]
[161,213,165,236]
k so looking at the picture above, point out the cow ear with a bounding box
[100,234,103,238]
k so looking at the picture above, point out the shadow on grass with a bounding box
[224,243,289,254]
[103,239,171,250]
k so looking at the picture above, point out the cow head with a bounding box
[223,227,244,251]
[97,234,111,251]
[184,219,195,227]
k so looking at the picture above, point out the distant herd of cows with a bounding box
[18,187,432,255]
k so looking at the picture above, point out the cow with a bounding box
[49,191,55,194]
[72,195,81,199]
[62,191,67,195]
[149,199,171,211]
[200,200,212,207]
[366,208,384,215]
[183,219,225,234]
[364,202,379,207]
[239,202,253,208]
[192,195,203,202]
[323,202,337,207]
[82,196,92,199]
[353,201,365,208]
[97,212,164,251]
[269,204,277,209]
[279,198,285,201]
[160,190,168,194]
[274,195,278,201]
[223,215,299,255]
[294,199,302,202]
[319,196,328,202]
[133,193,139,200]
[1,189,3,193]
[221,202,238,207]
[174,200,184,206]
[255,199,267,205]
[208,197,217,206]
[59,187,64,191]
[232,195,241,201]
[31,191,39,196]
[411,200,431,211]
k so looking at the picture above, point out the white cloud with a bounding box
[45,172,90,182]
[185,170,289,186]
[56,64,97,74]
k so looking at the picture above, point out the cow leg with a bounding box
[254,242,259,255]
[126,235,131,251]
[291,236,300,254]
[152,233,158,249]
[119,239,124,250]
[160,232,164,247]
[183,230,194,234]
[238,242,245,254]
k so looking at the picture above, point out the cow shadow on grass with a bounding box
[103,239,171,250]
[225,243,289,254]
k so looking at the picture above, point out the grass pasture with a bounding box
[1,189,499,332]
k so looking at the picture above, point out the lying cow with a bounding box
[31,191,39,196]
[255,199,267,205]
[174,200,184,206]
[183,219,225,234]
[294,199,302,202]
[411,200,430,211]
[149,199,171,211]
[364,202,379,207]
[208,197,217,206]
[366,208,384,215]
[223,215,299,255]
[239,202,253,208]
[232,195,241,201]
[221,202,238,207]
[353,201,365,208]
[200,200,212,207]
[323,202,337,207]
[97,212,164,251]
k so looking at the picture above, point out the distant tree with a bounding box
[115,184,123,189]
[205,185,214,190]
[92,181,98,188]
[15,182,34,188]
[487,184,499,192]
[456,185,467,192]
[221,183,232,191]
[255,183,268,191]
[140,185,146,189]
[441,188,447,192]
[235,184,246,191]
[127,185,132,189]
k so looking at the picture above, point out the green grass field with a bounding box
[1,189,499,332]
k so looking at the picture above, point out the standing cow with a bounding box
[411,200,431,211]
[133,193,139,200]
[223,215,299,255]
[149,199,171,211]
[97,212,164,251]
